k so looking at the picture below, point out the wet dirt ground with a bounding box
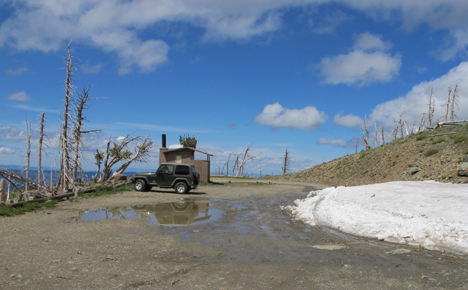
[1,178,467,289]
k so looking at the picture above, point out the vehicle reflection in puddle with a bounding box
[80,200,223,226]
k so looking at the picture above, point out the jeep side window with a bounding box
[159,164,174,174]
[175,165,190,175]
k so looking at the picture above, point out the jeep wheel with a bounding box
[175,182,189,194]
[134,180,148,192]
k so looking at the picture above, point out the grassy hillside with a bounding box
[273,124,468,187]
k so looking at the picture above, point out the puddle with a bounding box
[80,200,224,226]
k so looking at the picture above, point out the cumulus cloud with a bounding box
[6,67,28,76]
[334,113,363,128]
[254,102,328,131]
[0,147,15,154]
[7,91,31,102]
[317,137,348,147]
[2,1,468,72]
[353,32,391,51]
[318,33,401,86]
[369,61,468,129]
[0,126,25,141]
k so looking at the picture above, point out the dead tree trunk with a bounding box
[450,84,459,121]
[380,123,385,145]
[38,112,45,185]
[444,87,452,122]
[58,41,75,192]
[25,116,31,192]
[361,117,371,150]
[114,134,153,176]
[428,88,434,128]
[281,148,290,175]
[374,122,378,147]
[237,142,258,177]
[392,126,398,141]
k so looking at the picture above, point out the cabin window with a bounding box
[176,155,182,163]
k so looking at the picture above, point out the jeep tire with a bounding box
[134,179,148,192]
[175,182,190,194]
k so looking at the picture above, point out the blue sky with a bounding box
[1,0,468,175]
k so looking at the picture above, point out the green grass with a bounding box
[453,136,466,143]
[78,183,133,199]
[416,135,427,141]
[359,152,369,159]
[431,137,446,144]
[0,200,57,217]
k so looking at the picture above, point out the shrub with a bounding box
[424,149,439,157]
[416,135,426,141]
[432,138,445,144]
[453,136,466,143]
[359,152,368,159]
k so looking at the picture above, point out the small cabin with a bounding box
[159,134,213,183]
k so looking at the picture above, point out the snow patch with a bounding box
[284,181,468,254]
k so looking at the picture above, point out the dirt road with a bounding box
[1,178,467,289]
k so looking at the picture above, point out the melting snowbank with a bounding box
[284,181,468,254]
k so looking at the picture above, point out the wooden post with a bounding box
[0,179,5,203]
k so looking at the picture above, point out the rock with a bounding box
[112,174,127,181]
[458,162,468,177]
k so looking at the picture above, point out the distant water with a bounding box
[0,169,137,189]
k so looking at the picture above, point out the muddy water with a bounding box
[80,192,468,289]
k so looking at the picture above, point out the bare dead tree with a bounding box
[93,149,103,182]
[380,123,385,145]
[58,41,76,192]
[281,148,290,175]
[374,122,378,148]
[443,87,452,122]
[393,113,404,138]
[225,153,231,177]
[114,134,153,175]
[25,115,31,192]
[37,112,46,185]
[231,154,240,177]
[392,126,398,141]
[361,116,371,150]
[450,84,459,121]
[427,87,435,127]
[237,142,259,177]
[97,133,153,182]
[71,86,101,181]
[403,121,410,136]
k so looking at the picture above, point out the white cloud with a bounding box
[0,126,25,142]
[369,61,468,130]
[0,147,15,154]
[7,91,31,102]
[353,32,391,51]
[254,102,328,131]
[334,113,363,128]
[318,33,401,86]
[317,137,348,147]
[2,1,468,72]
[6,67,28,76]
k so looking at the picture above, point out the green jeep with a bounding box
[131,163,200,194]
